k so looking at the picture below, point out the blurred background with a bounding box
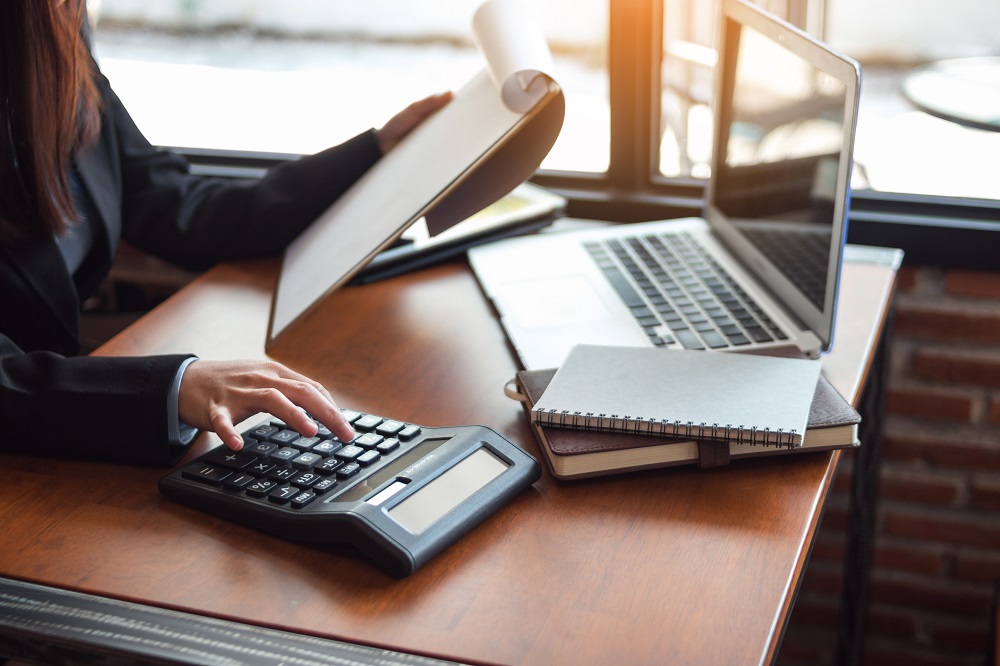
[90,0,999,201]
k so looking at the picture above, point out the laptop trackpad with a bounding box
[497,276,613,329]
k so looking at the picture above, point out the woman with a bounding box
[0,2,450,465]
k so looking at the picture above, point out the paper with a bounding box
[472,0,555,113]
[532,345,823,447]
[269,0,564,344]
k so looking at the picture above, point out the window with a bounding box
[93,0,998,268]
[91,0,608,171]
[653,0,999,267]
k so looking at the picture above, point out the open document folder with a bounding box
[267,0,565,348]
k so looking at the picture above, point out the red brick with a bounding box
[914,350,1000,388]
[945,269,1000,299]
[925,616,990,651]
[866,606,919,641]
[895,305,1000,344]
[784,595,840,629]
[954,551,1000,582]
[873,542,945,576]
[885,386,975,422]
[864,641,979,666]
[884,510,1000,550]
[883,433,1000,472]
[970,477,1000,511]
[869,573,992,616]
[811,532,846,564]
[818,503,849,531]
[883,434,925,463]
[832,458,855,494]
[799,562,843,596]
[878,469,961,506]
[897,265,920,293]
[778,629,833,665]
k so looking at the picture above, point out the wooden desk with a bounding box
[1,249,897,665]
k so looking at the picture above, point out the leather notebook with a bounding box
[506,365,861,480]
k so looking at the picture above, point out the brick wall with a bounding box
[779,267,1000,666]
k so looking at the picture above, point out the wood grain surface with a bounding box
[1,255,896,665]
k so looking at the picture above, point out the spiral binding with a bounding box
[535,408,799,448]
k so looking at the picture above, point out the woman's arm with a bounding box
[0,333,193,466]
[100,76,449,271]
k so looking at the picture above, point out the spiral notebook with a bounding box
[509,357,860,479]
[531,344,822,447]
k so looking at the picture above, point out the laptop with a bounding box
[468,0,861,370]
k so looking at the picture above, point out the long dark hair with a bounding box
[0,0,102,241]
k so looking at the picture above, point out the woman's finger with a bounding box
[210,408,243,451]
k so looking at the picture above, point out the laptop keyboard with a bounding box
[584,232,788,350]
[740,227,829,311]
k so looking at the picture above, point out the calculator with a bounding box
[158,410,540,577]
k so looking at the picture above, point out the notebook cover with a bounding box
[530,345,823,447]
[513,364,860,479]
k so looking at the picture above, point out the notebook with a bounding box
[531,344,822,447]
[265,0,564,349]
[468,0,862,370]
[508,359,861,480]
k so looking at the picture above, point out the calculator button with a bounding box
[336,463,361,480]
[271,447,300,464]
[223,473,255,491]
[271,430,301,446]
[312,478,337,494]
[314,424,332,439]
[353,415,384,432]
[245,479,279,498]
[375,420,406,437]
[339,409,362,424]
[376,438,400,454]
[292,472,321,488]
[181,463,231,486]
[354,433,384,449]
[335,445,364,461]
[340,431,362,445]
[247,441,279,460]
[315,458,343,475]
[268,485,298,504]
[248,425,280,441]
[357,450,381,467]
[292,436,321,452]
[204,449,257,470]
[247,461,276,477]
[398,425,422,440]
[269,467,298,482]
[312,440,341,457]
[291,452,322,470]
[291,490,317,509]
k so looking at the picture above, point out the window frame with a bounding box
[171,0,997,270]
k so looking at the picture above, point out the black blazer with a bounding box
[0,71,382,466]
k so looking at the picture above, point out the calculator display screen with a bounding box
[388,448,509,534]
[336,437,451,504]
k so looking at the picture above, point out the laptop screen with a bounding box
[706,0,860,351]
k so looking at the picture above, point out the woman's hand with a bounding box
[178,359,354,451]
[374,91,453,154]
